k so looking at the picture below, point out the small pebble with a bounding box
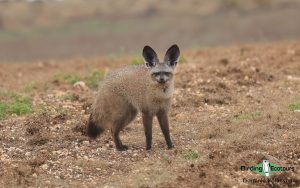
[41,164,49,170]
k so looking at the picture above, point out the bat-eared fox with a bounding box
[87,44,180,151]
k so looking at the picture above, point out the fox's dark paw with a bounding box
[146,146,152,151]
[116,145,128,151]
[167,144,174,149]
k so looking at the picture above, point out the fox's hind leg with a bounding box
[111,106,137,151]
[111,126,128,151]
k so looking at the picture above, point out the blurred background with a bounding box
[0,0,300,62]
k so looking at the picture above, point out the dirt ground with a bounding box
[0,42,300,187]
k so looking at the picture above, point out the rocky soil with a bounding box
[0,42,300,187]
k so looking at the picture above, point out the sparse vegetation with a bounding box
[0,103,8,119]
[162,155,171,164]
[179,55,187,64]
[35,104,47,115]
[64,93,79,102]
[85,71,104,90]
[55,105,67,114]
[54,73,81,85]
[0,94,33,119]
[288,102,300,111]
[184,150,199,160]
[64,74,81,85]
[131,58,144,65]
[236,112,261,120]
[10,96,33,116]
[23,81,37,92]
[53,71,104,89]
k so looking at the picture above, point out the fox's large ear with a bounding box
[164,44,180,67]
[143,45,158,67]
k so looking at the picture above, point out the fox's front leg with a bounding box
[142,113,153,150]
[157,110,173,149]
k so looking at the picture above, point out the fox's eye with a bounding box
[152,72,172,77]
[164,72,171,76]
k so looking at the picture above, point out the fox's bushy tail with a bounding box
[87,114,104,139]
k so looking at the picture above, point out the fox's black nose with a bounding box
[158,78,166,84]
